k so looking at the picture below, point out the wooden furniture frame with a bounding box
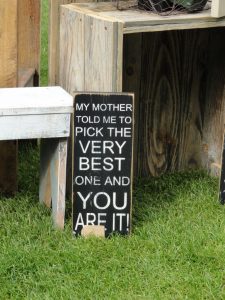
[0,87,73,228]
[0,0,41,194]
[59,2,225,178]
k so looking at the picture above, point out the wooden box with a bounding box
[0,0,40,193]
[59,2,225,178]
[49,0,225,86]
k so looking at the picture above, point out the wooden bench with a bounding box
[0,86,73,228]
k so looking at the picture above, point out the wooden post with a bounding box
[0,0,40,195]
[59,3,225,178]
[0,0,18,194]
[39,138,68,229]
[211,0,225,18]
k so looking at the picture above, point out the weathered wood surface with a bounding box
[138,28,225,176]
[0,87,72,140]
[0,0,17,87]
[0,114,71,140]
[123,34,142,176]
[49,0,97,86]
[211,0,225,18]
[60,6,123,93]
[40,138,68,229]
[0,87,73,115]
[65,2,225,35]
[18,0,41,84]
[39,138,68,228]
[0,1,18,194]
[60,8,85,94]
[84,16,123,92]
[49,0,76,85]
[39,139,52,208]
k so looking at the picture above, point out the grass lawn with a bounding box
[1,0,225,299]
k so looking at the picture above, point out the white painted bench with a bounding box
[0,86,73,229]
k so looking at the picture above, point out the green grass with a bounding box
[40,0,49,86]
[0,146,225,299]
[1,0,225,299]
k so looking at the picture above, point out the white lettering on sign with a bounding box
[73,94,133,236]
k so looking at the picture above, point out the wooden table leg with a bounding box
[39,138,68,229]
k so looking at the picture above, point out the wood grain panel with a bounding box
[0,114,71,140]
[49,0,76,85]
[59,6,85,94]
[84,15,123,92]
[138,28,225,177]
[18,0,40,84]
[40,138,68,229]
[0,0,17,87]
[211,0,225,18]
[0,0,18,194]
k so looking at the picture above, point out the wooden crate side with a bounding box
[211,0,225,18]
[59,6,85,94]
[49,0,96,86]
[18,0,41,84]
[137,28,225,177]
[84,15,123,92]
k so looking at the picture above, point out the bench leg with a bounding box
[39,138,68,229]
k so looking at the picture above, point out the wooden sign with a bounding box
[219,136,225,204]
[73,93,134,237]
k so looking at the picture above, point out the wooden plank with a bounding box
[124,19,225,34]
[51,138,68,229]
[59,6,85,94]
[39,139,52,208]
[49,0,96,86]
[18,68,35,87]
[39,138,68,229]
[138,28,225,177]
[201,28,225,176]
[211,0,225,18]
[0,0,18,195]
[0,87,73,115]
[60,5,123,93]
[68,2,225,33]
[0,0,17,87]
[84,15,123,92]
[49,0,76,85]
[18,0,41,84]
[123,33,142,176]
[0,114,71,140]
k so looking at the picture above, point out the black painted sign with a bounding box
[73,93,134,237]
[220,136,225,204]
